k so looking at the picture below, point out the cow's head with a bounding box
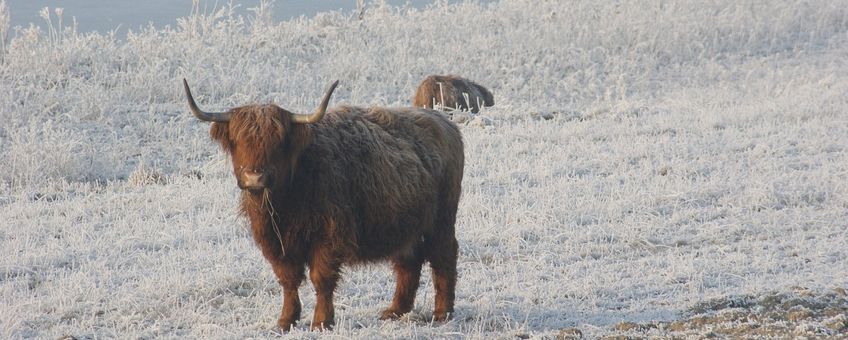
[183,79,338,194]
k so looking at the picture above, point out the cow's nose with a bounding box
[241,171,268,191]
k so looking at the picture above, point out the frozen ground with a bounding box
[1,0,847,338]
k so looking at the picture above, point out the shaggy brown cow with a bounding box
[183,79,464,331]
[413,74,494,113]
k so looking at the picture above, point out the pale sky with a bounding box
[6,1,476,35]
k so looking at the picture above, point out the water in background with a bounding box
[7,0,476,36]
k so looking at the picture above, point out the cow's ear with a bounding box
[210,122,233,153]
[474,82,494,106]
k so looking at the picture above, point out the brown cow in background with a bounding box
[182,79,464,331]
[413,74,494,113]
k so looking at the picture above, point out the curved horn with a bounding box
[291,80,339,124]
[183,79,232,122]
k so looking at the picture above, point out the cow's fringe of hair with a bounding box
[232,105,288,155]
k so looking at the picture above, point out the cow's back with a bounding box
[302,106,462,261]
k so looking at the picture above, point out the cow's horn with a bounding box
[183,79,232,122]
[291,80,339,124]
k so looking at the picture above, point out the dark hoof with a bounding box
[278,319,297,332]
[432,310,452,322]
[380,308,410,320]
[310,321,334,331]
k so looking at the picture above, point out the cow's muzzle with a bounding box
[239,171,270,193]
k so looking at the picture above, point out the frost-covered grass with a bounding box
[2,0,848,338]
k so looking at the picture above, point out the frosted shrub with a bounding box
[0,0,8,59]
[1,0,847,187]
[127,161,166,187]
[3,119,85,185]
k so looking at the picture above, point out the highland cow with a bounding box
[413,74,494,113]
[183,79,464,331]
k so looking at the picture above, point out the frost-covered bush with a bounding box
[1,0,847,186]
[0,0,8,59]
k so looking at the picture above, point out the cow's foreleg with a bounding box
[271,261,305,332]
[308,244,341,331]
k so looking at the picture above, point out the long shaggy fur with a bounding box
[208,103,464,330]
[413,74,494,113]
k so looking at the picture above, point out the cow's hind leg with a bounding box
[428,233,458,322]
[428,179,461,322]
[381,246,425,320]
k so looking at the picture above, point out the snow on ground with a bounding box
[1,0,847,338]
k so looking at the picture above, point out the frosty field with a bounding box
[1,0,847,338]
